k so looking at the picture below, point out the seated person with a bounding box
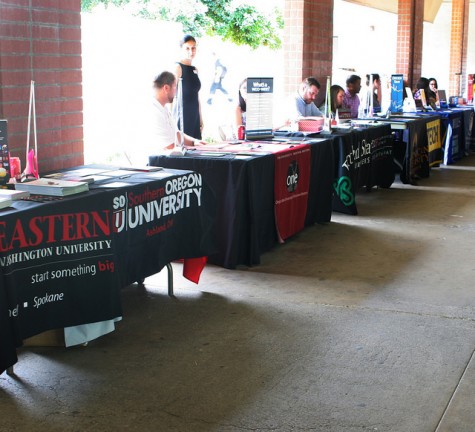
[414,77,437,108]
[429,77,440,105]
[234,78,247,134]
[365,73,382,113]
[151,71,206,151]
[289,77,324,121]
[343,74,361,118]
[320,84,345,118]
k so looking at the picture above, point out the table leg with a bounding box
[166,263,174,297]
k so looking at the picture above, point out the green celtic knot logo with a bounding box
[333,176,354,206]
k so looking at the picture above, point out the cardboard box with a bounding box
[298,117,324,132]
[23,329,65,347]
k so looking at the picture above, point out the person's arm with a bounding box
[311,103,324,117]
[174,63,182,80]
[198,98,204,134]
[235,105,243,127]
[183,132,206,147]
[195,66,204,134]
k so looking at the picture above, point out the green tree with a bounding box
[81,0,282,49]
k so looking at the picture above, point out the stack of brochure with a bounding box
[0,188,30,200]
[0,197,12,209]
[15,178,89,197]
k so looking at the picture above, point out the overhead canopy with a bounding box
[342,0,443,23]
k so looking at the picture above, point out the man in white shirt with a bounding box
[290,77,324,120]
[151,71,204,150]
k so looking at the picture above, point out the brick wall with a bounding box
[396,0,424,89]
[449,0,469,97]
[283,0,333,104]
[0,0,83,173]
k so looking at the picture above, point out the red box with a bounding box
[298,117,324,132]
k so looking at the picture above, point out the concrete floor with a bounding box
[2,155,475,432]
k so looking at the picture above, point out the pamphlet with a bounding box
[15,178,89,196]
[0,188,30,200]
[0,197,12,209]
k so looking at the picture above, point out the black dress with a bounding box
[177,62,201,139]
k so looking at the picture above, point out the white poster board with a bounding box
[245,77,274,140]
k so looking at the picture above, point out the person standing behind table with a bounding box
[365,73,382,114]
[151,71,205,151]
[288,77,324,122]
[175,35,203,139]
[343,74,362,118]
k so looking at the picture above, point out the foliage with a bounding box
[81,0,282,49]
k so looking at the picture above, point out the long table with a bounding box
[377,107,475,184]
[0,167,215,375]
[151,138,337,269]
[150,124,394,266]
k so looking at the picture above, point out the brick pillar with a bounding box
[0,0,84,173]
[396,0,424,90]
[283,0,333,103]
[449,0,469,97]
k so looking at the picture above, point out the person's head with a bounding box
[416,77,430,91]
[299,77,321,105]
[346,75,361,95]
[415,77,437,102]
[153,71,177,104]
[429,77,438,92]
[366,73,381,89]
[330,84,345,111]
[179,34,197,61]
[238,79,247,112]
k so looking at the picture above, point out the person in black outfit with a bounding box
[175,35,203,139]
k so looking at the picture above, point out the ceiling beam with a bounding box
[342,0,443,23]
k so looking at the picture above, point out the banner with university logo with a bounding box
[111,171,212,285]
[1,192,122,340]
[2,191,120,371]
[1,170,215,374]
[274,145,311,241]
[333,125,394,215]
[426,118,442,167]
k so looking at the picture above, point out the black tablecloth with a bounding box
[332,124,395,214]
[452,107,475,154]
[0,167,215,375]
[150,153,276,269]
[304,137,335,225]
[391,115,433,183]
[0,277,17,374]
[150,138,336,269]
